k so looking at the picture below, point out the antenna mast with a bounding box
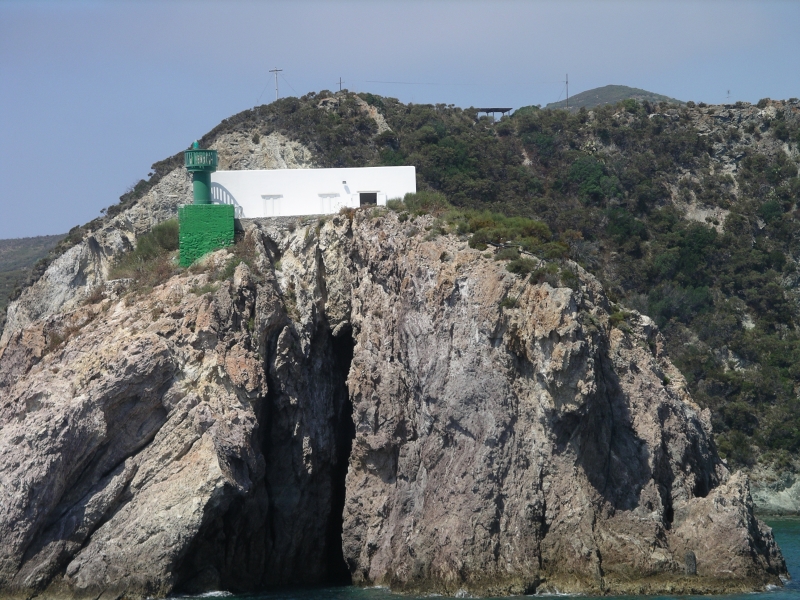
[269,67,283,101]
[566,74,569,111]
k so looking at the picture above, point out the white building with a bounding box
[210,166,416,218]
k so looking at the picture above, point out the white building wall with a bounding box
[210,166,416,218]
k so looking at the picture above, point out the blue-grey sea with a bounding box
[180,517,800,600]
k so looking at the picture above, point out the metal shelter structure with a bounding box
[475,107,513,120]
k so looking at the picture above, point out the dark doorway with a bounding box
[359,193,377,206]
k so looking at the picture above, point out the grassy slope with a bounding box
[545,84,683,111]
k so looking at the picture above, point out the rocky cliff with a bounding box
[0,210,787,598]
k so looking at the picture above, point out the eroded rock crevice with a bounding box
[173,317,356,595]
[325,328,356,584]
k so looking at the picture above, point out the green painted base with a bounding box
[179,204,235,267]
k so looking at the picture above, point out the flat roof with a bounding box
[475,107,513,112]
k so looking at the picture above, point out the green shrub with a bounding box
[720,401,759,436]
[109,219,179,290]
[758,200,783,223]
[512,105,540,118]
[647,284,712,327]
[530,263,560,286]
[424,227,444,241]
[190,282,219,295]
[522,132,556,160]
[460,210,552,251]
[494,247,520,261]
[718,430,756,467]
[380,148,406,166]
[542,242,570,259]
[606,208,648,244]
[403,191,451,216]
[559,267,580,290]
[495,120,514,136]
[506,257,538,275]
[46,331,65,353]
[499,296,517,309]
[569,157,620,202]
[622,98,640,114]
[361,92,385,109]
[149,220,179,251]
[772,120,791,141]
[609,310,630,327]
[386,198,405,211]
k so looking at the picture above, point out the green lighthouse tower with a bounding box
[186,140,217,204]
[178,141,234,266]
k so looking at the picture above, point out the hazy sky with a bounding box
[1,0,798,239]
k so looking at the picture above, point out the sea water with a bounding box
[179,517,800,600]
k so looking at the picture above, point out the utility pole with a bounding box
[339,77,344,92]
[270,67,283,101]
[566,73,569,111]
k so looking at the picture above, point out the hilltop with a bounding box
[545,84,683,111]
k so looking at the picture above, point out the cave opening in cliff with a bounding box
[326,326,356,584]
[172,322,356,595]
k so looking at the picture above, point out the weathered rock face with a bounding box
[0,211,788,599]
[751,471,800,515]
